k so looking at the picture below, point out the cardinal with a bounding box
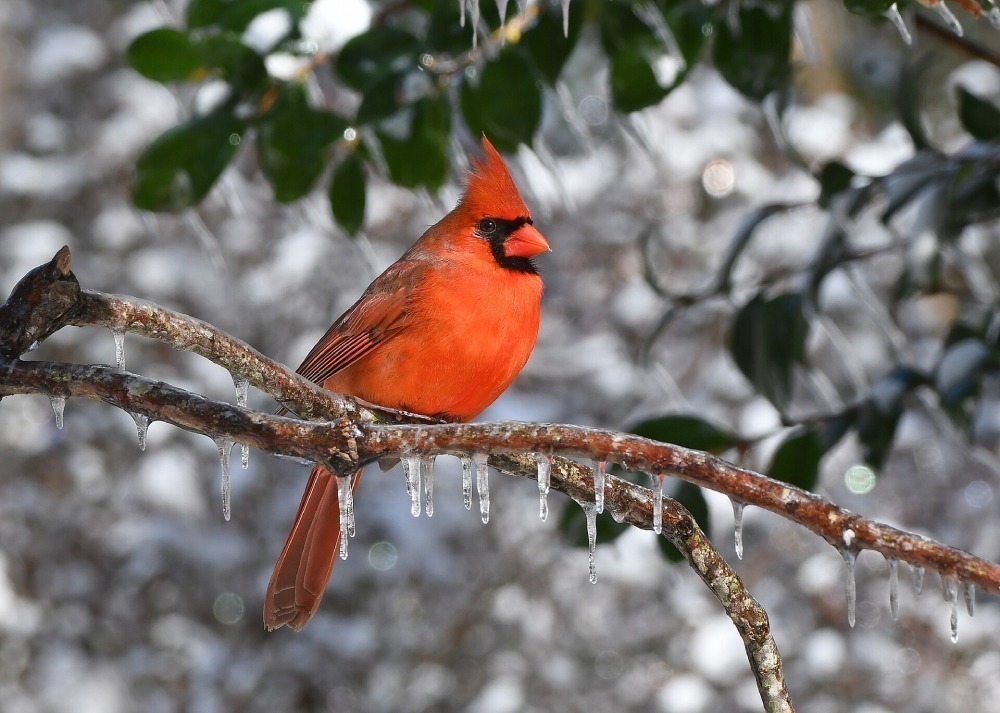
[264,136,550,631]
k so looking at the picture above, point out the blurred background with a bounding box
[2,0,1000,711]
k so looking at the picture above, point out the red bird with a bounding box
[264,136,550,631]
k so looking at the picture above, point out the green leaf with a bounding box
[519,2,582,85]
[856,366,925,468]
[335,27,421,92]
[197,34,268,90]
[730,292,808,408]
[560,500,629,548]
[460,48,542,151]
[424,0,474,55]
[767,429,823,491]
[187,0,310,31]
[355,71,406,125]
[841,0,895,15]
[330,152,366,236]
[132,111,243,212]
[658,483,710,562]
[127,29,203,82]
[377,95,451,190]
[957,87,1000,142]
[610,46,670,113]
[713,2,793,100]
[256,85,346,202]
[817,161,855,209]
[629,414,737,454]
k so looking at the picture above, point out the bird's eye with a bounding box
[478,219,498,235]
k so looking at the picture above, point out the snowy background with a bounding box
[2,0,1000,711]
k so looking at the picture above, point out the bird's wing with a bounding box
[295,257,425,385]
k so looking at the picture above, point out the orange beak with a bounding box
[504,223,551,259]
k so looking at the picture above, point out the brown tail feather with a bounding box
[264,465,362,631]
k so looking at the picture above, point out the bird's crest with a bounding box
[459,136,530,220]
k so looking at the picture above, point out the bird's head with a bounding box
[455,136,551,273]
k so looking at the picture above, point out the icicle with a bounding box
[50,396,65,430]
[650,474,664,535]
[422,456,435,518]
[516,0,526,20]
[460,0,466,27]
[584,502,598,583]
[496,0,509,45]
[536,454,551,521]
[561,0,570,37]
[132,412,150,451]
[403,456,421,517]
[336,475,354,560]
[888,558,900,621]
[885,4,912,46]
[471,0,480,51]
[112,327,126,370]
[461,456,473,510]
[988,7,1000,31]
[216,438,234,521]
[473,453,490,524]
[912,565,925,595]
[592,460,606,514]
[963,582,975,616]
[233,376,250,469]
[842,549,857,627]
[932,1,963,36]
[943,575,959,643]
[732,499,745,560]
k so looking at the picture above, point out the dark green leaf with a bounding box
[330,152,366,236]
[256,85,346,202]
[187,0,310,31]
[560,500,629,548]
[460,48,542,151]
[132,111,243,212]
[730,292,808,408]
[713,3,793,100]
[957,87,1000,142]
[897,56,933,151]
[378,95,451,190]
[629,414,737,454]
[817,161,855,209]
[519,2,582,85]
[856,366,925,468]
[424,0,474,54]
[610,46,669,113]
[841,0,895,16]
[197,34,268,90]
[335,27,421,92]
[127,29,203,82]
[600,0,658,54]
[355,71,406,124]
[768,429,823,491]
[658,483,710,562]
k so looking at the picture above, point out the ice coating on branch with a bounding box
[932,1,962,36]
[537,454,551,521]
[215,438,234,521]
[912,565,925,594]
[422,456,435,518]
[888,557,899,621]
[561,0,570,37]
[336,475,354,560]
[233,376,250,469]
[403,456,421,517]
[131,412,150,451]
[592,460,606,514]
[584,502,597,583]
[841,549,857,627]
[943,576,959,643]
[50,396,65,430]
[112,327,126,370]
[732,499,745,560]
[963,582,975,617]
[473,453,490,523]
[461,456,473,510]
[884,4,912,45]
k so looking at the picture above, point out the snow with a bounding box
[299,0,372,53]
[26,25,106,84]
